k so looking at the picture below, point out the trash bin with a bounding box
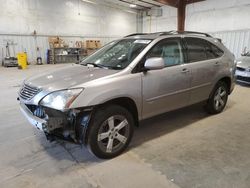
[17,53,27,69]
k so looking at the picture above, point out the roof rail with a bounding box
[124,33,148,37]
[125,31,213,38]
[160,31,212,37]
[152,32,172,36]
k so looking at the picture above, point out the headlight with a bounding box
[40,88,83,110]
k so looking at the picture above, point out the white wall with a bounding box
[142,6,177,33]
[186,0,250,58]
[0,0,137,63]
[186,0,250,32]
[212,30,250,59]
[142,0,250,58]
[143,0,250,33]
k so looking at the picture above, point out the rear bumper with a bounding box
[19,102,47,131]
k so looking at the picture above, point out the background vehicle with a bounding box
[18,31,236,159]
[235,50,250,84]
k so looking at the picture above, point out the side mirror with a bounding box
[144,57,165,70]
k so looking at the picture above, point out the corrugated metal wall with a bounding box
[1,30,249,63]
[0,35,48,63]
[210,29,250,59]
[0,35,119,64]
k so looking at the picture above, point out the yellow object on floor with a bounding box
[17,53,27,69]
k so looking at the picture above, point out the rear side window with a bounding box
[185,38,207,63]
[205,42,224,59]
[185,37,224,63]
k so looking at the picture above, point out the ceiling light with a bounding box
[81,0,96,4]
[129,4,137,8]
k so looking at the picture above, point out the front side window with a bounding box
[146,38,184,67]
[81,39,151,70]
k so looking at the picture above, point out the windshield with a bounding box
[81,39,152,70]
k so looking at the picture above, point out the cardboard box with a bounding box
[48,36,70,48]
[53,43,60,48]
[48,36,59,44]
[86,40,96,49]
[95,40,102,48]
[85,40,102,49]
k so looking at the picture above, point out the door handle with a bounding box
[181,68,190,73]
[214,62,220,66]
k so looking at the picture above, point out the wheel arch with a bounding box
[102,97,139,127]
[218,76,231,94]
[78,96,140,145]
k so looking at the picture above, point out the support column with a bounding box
[177,1,186,32]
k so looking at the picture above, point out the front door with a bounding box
[142,38,191,119]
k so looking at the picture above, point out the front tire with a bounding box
[87,105,134,159]
[205,81,228,114]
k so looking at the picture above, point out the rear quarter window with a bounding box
[205,41,224,59]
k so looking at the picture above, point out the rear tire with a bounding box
[205,81,228,114]
[87,105,134,159]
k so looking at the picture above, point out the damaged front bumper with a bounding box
[19,101,93,144]
[20,102,47,131]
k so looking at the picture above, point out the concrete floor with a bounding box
[0,64,249,188]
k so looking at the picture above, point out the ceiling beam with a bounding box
[153,0,179,8]
[154,0,206,31]
[186,0,205,4]
[154,0,205,7]
[138,0,161,7]
[119,0,151,9]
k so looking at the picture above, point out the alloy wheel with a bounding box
[214,86,227,111]
[97,115,130,154]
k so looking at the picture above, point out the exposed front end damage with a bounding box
[19,101,93,144]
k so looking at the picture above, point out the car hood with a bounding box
[236,56,250,69]
[24,64,119,91]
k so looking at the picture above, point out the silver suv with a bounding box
[18,31,236,159]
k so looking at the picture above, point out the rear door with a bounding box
[183,37,223,105]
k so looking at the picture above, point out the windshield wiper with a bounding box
[81,62,123,70]
[105,66,123,70]
[83,63,106,68]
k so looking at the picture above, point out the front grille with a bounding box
[19,84,41,101]
[237,76,250,83]
[237,67,246,71]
